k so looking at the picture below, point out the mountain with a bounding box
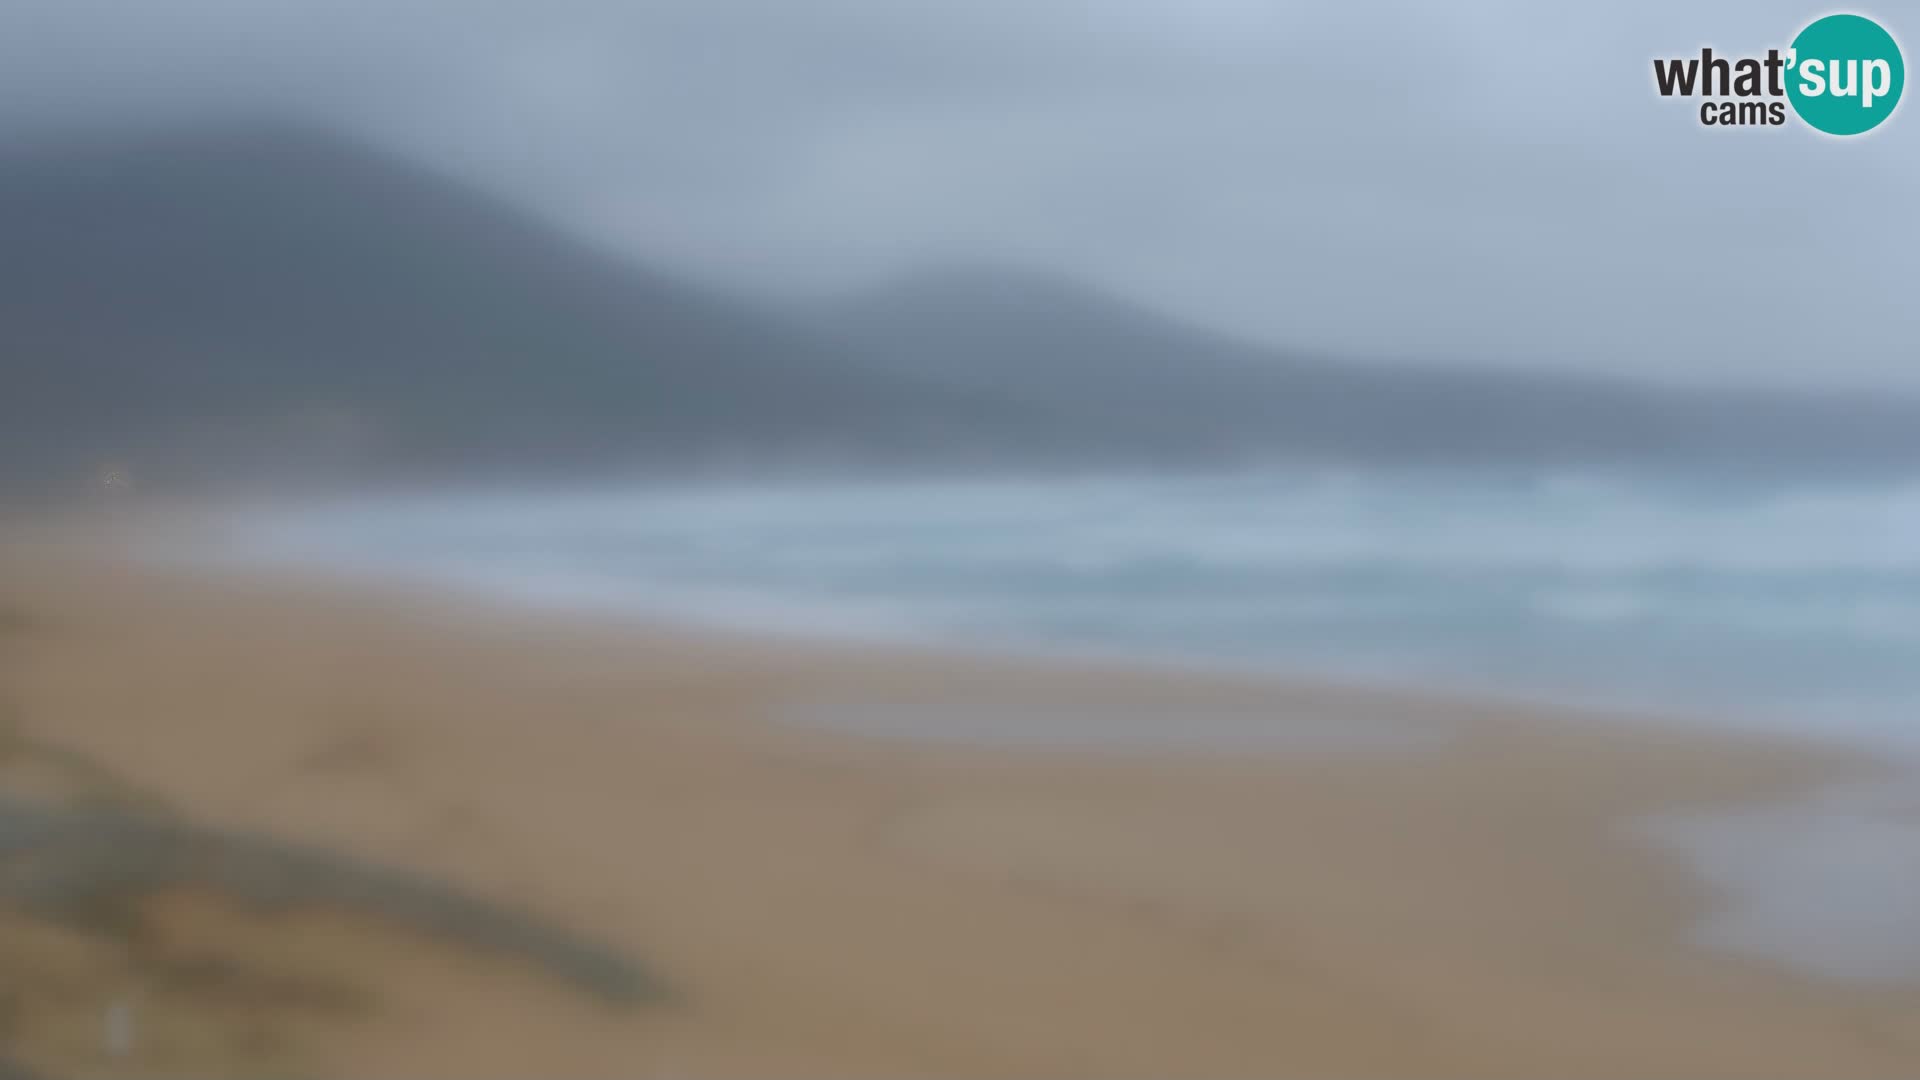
[0,125,1095,496]
[3,123,1916,499]
[829,267,1920,471]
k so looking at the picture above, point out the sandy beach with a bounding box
[2,517,1917,1078]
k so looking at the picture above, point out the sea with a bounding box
[203,466,1920,749]
[193,464,1920,981]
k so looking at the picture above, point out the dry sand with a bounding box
[1,516,1917,1077]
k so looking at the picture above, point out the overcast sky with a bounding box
[2,0,1914,387]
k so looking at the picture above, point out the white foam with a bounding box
[181,468,1920,749]
[777,702,1451,753]
[1645,775,1920,983]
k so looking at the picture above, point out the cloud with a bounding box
[1,0,1914,386]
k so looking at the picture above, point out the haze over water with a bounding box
[9,0,1920,1071]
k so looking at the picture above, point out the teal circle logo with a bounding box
[1786,14,1904,135]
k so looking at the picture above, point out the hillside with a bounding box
[0,126,1085,495]
[830,267,1920,471]
[3,124,1917,497]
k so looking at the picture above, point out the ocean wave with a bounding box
[198,468,1920,745]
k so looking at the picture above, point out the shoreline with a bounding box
[2,520,1918,1076]
[51,497,1913,763]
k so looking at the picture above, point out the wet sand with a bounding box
[2,519,1918,1077]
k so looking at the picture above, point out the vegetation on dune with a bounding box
[0,603,664,1077]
